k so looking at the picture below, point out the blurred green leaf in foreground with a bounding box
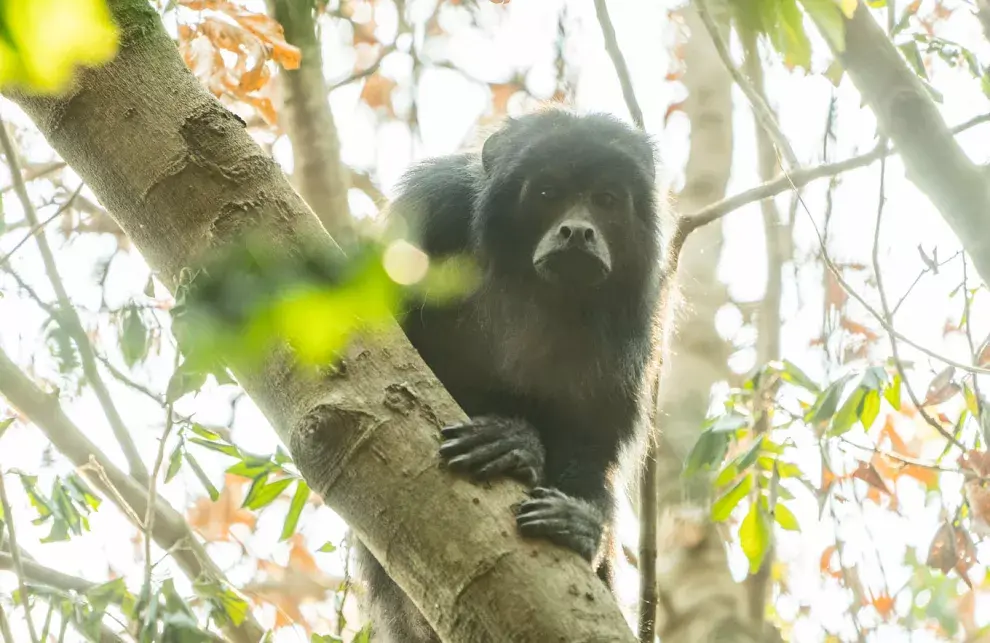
[0,0,119,95]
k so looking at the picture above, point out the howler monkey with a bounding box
[355,108,669,642]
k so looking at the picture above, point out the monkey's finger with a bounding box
[526,486,569,500]
[438,431,506,458]
[474,452,541,485]
[439,422,500,440]
[443,441,516,472]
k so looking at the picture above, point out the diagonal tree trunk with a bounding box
[4,2,635,641]
[650,6,762,642]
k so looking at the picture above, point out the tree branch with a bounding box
[0,473,39,643]
[808,1,990,286]
[679,111,990,237]
[0,122,149,485]
[593,0,644,129]
[4,2,636,640]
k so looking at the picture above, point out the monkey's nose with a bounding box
[557,221,597,246]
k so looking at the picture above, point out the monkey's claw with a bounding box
[515,487,604,562]
[438,416,545,487]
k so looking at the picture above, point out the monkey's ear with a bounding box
[481,127,509,176]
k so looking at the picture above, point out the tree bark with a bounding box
[649,6,760,642]
[268,0,353,242]
[813,1,990,286]
[5,2,635,641]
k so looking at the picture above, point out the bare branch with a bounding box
[593,0,644,129]
[0,121,149,484]
[0,184,83,267]
[695,0,798,168]
[0,473,39,643]
[680,112,990,236]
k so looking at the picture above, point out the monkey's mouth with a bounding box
[533,248,610,287]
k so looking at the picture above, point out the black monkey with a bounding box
[355,108,668,643]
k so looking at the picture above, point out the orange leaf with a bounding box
[230,12,301,69]
[870,592,895,619]
[490,82,523,116]
[825,271,848,310]
[819,544,840,577]
[840,317,879,341]
[360,73,396,115]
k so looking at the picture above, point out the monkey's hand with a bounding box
[515,487,604,563]
[438,416,545,487]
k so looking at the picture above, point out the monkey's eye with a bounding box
[539,187,558,201]
[592,191,618,208]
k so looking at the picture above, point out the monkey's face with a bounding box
[526,178,620,288]
[475,112,660,296]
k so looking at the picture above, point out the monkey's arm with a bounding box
[389,153,481,258]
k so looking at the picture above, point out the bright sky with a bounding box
[2,0,990,641]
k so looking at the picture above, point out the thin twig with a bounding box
[837,436,957,473]
[682,112,990,235]
[593,0,644,129]
[891,250,963,316]
[0,473,39,643]
[0,184,83,267]
[694,0,798,168]
[0,119,149,484]
[329,44,397,91]
[144,351,180,594]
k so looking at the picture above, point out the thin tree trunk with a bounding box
[268,0,353,243]
[4,2,635,641]
[649,6,760,642]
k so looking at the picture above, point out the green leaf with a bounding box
[714,461,740,488]
[800,0,846,53]
[317,541,337,553]
[771,0,813,70]
[860,389,881,430]
[773,502,800,531]
[242,475,295,511]
[739,500,771,574]
[184,453,219,501]
[828,386,866,436]
[735,436,764,473]
[897,40,929,80]
[165,442,184,483]
[194,580,249,627]
[805,374,853,426]
[312,634,344,642]
[776,359,821,393]
[166,360,207,404]
[711,475,753,522]
[120,305,149,368]
[683,429,730,477]
[884,373,902,410]
[280,480,310,541]
[0,417,14,440]
[351,624,373,643]
[189,437,241,459]
[711,413,749,433]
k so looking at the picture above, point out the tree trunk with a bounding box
[813,1,990,286]
[268,0,353,243]
[5,2,635,641]
[650,6,760,642]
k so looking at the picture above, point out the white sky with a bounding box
[3,0,990,641]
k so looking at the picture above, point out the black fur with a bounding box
[354,109,666,643]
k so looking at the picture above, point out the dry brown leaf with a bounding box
[851,461,891,495]
[186,474,257,541]
[923,366,959,407]
[926,520,976,586]
[840,317,880,342]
